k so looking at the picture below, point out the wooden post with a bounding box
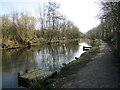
[25,69,28,73]
[18,72,20,78]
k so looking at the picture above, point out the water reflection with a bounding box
[37,41,79,70]
[2,39,91,88]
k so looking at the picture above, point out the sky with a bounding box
[0,0,101,33]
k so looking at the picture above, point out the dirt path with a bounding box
[60,41,119,88]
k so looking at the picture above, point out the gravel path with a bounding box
[61,41,119,88]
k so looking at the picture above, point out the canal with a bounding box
[2,39,91,88]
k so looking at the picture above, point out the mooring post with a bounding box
[75,57,78,60]
[25,69,28,73]
[18,72,20,78]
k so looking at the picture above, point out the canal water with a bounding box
[1,39,91,88]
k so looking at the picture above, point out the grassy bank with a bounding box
[29,39,101,88]
[1,38,80,50]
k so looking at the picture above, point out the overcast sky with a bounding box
[0,0,101,33]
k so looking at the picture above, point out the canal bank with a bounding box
[28,39,101,88]
[1,38,81,50]
[48,39,119,88]
[51,39,101,88]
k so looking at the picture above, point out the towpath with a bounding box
[58,41,119,88]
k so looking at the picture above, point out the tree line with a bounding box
[85,1,120,57]
[1,1,83,49]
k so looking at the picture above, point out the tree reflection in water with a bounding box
[2,39,91,88]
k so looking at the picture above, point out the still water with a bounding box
[2,39,91,88]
